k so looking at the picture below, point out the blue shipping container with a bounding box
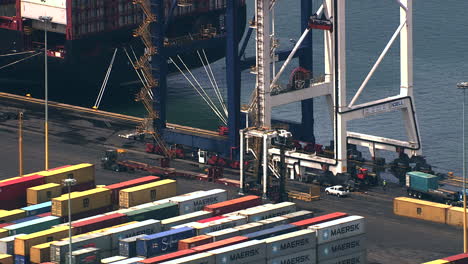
[11,216,40,224]
[244,224,299,240]
[14,254,30,264]
[136,227,196,257]
[119,234,147,257]
[21,202,52,216]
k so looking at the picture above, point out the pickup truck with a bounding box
[325,185,350,198]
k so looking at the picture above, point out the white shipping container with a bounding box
[52,232,111,264]
[159,252,215,264]
[205,228,239,241]
[208,240,266,264]
[170,189,227,215]
[0,234,25,254]
[111,257,144,264]
[101,256,127,264]
[195,215,248,235]
[317,235,366,262]
[267,249,316,264]
[264,229,317,260]
[233,222,263,236]
[257,216,288,229]
[282,210,314,222]
[320,250,367,264]
[161,211,212,230]
[21,0,66,8]
[309,216,365,245]
[241,202,296,222]
[21,2,67,25]
[103,219,161,250]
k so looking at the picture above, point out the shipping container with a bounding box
[207,240,266,264]
[244,224,299,240]
[196,216,225,224]
[161,211,212,231]
[11,216,40,224]
[38,164,95,185]
[52,188,111,217]
[204,195,262,216]
[14,254,29,264]
[0,224,11,229]
[232,222,264,236]
[72,213,127,235]
[124,203,179,222]
[104,176,160,207]
[51,232,111,264]
[0,230,8,239]
[264,229,316,260]
[181,215,248,235]
[234,202,296,222]
[0,175,45,210]
[55,214,106,229]
[14,226,70,256]
[406,171,439,192]
[69,247,100,264]
[281,210,314,223]
[317,234,366,262]
[257,216,288,230]
[103,220,161,252]
[27,184,62,205]
[443,253,468,263]
[291,212,349,229]
[119,180,176,208]
[309,215,365,245]
[205,228,238,242]
[266,249,317,264]
[0,234,25,255]
[190,236,249,253]
[446,207,468,227]
[178,235,213,250]
[156,252,215,264]
[101,256,127,264]
[21,202,52,217]
[319,250,367,264]
[3,216,61,236]
[30,241,55,264]
[36,213,52,218]
[119,235,146,258]
[0,254,13,264]
[393,197,450,224]
[137,249,195,264]
[169,189,227,215]
[136,227,197,257]
[421,260,450,264]
[111,257,144,264]
[0,210,26,224]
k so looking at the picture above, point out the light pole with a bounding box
[39,15,52,170]
[458,81,468,253]
[63,175,76,264]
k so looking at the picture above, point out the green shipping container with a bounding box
[406,171,439,192]
[3,216,61,235]
[124,203,178,222]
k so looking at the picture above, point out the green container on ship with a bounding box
[124,203,178,222]
[3,215,61,235]
[406,171,439,192]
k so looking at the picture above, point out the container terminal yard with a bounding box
[0,0,468,264]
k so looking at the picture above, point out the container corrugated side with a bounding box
[30,241,55,264]
[26,183,61,205]
[204,195,262,216]
[170,189,227,215]
[0,234,25,255]
[136,227,196,257]
[208,240,266,264]
[119,235,146,258]
[178,235,213,250]
[119,180,177,208]
[123,203,179,222]
[157,252,215,264]
[52,188,111,217]
[103,220,161,252]
[317,234,366,262]
[104,176,160,206]
[319,250,367,264]
[267,249,317,264]
[14,226,70,256]
[205,228,238,242]
[3,216,61,235]
[309,215,365,245]
[394,197,450,224]
[51,232,111,264]
[264,229,316,260]
[161,211,212,230]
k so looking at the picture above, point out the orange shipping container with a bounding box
[119,179,177,208]
[27,183,62,205]
[446,206,468,227]
[178,235,213,250]
[52,188,111,217]
[15,226,72,256]
[393,197,451,224]
[30,242,55,264]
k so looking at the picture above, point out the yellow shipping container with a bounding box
[30,241,55,264]
[51,188,111,217]
[421,260,449,264]
[0,229,8,239]
[0,210,26,224]
[38,163,95,185]
[0,254,13,264]
[393,197,451,224]
[119,179,177,208]
[15,226,72,256]
[27,183,62,205]
[446,206,468,227]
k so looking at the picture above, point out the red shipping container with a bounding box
[0,223,12,228]
[72,213,127,234]
[291,212,349,229]
[139,249,195,264]
[191,236,249,252]
[443,253,468,264]
[0,174,45,209]
[178,235,214,250]
[37,212,52,217]
[204,195,262,216]
[197,216,225,224]
[66,181,96,193]
[104,176,160,205]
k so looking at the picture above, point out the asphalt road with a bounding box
[0,97,464,264]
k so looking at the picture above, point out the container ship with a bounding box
[0,0,247,103]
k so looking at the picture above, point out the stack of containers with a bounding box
[136,227,197,258]
[263,229,317,264]
[37,163,96,192]
[207,240,266,264]
[70,247,101,264]
[3,216,61,235]
[26,183,62,205]
[0,234,25,255]
[119,180,177,208]
[103,176,160,209]
[168,189,227,215]
[172,215,248,236]
[0,175,45,209]
[0,254,13,264]
[51,188,112,221]
[119,234,147,258]
[227,202,297,222]
[178,235,214,250]
[71,213,128,235]
[203,195,262,216]
[101,256,127,264]
[30,241,56,264]
[20,202,52,217]
[161,211,212,231]
[309,215,366,263]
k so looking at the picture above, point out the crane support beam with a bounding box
[271,81,332,107]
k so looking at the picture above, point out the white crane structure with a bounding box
[240,0,421,196]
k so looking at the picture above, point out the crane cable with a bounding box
[0,52,42,71]
[123,47,153,100]
[93,48,118,109]
[200,49,228,116]
[170,56,227,125]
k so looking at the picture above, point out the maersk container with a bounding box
[291,212,349,229]
[0,234,25,255]
[203,195,262,216]
[138,249,195,264]
[21,202,52,216]
[161,211,212,230]
[157,252,215,264]
[309,215,365,245]
[257,216,288,229]
[320,250,367,264]
[14,254,29,264]
[101,256,128,264]
[169,189,227,215]
[317,234,366,262]
[68,247,100,264]
[52,233,111,264]
[111,257,144,264]
[281,210,314,223]
[10,216,40,224]
[207,240,266,264]
[119,235,147,258]
[239,202,296,222]
[264,229,316,260]
[124,203,179,222]
[267,249,317,264]
[244,224,299,240]
[104,220,161,252]
[406,171,439,192]
[4,216,60,235]
[205,228,238,242]
[136,227,197,257]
